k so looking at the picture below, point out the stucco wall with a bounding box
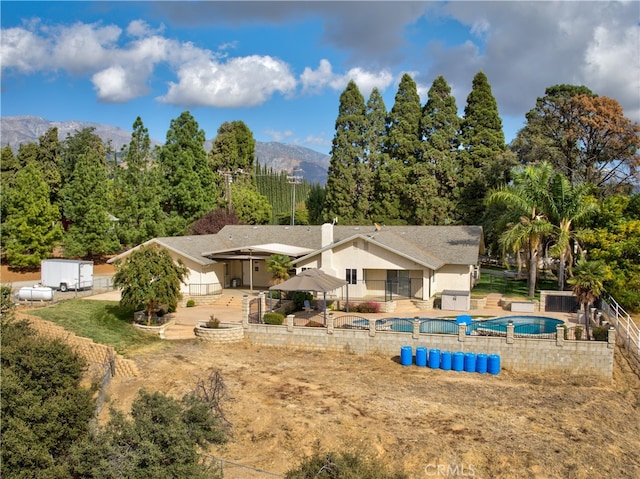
[434,264,473,294]
[165,252,220,294]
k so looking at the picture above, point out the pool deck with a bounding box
[86,289,578,340]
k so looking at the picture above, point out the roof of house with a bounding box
[109,224,483,269]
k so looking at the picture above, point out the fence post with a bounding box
[287,314,294,332]
[413,317,420,339]
[259,292,266,323]
[607,327,616,349]
[457,323,466,342]
[242,295,249,329]
[327,312,334,335]
[556,325,565,347]
[506,321,515,344]
[369,319,376,337]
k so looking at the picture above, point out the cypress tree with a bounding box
[385,73,422,167]
[375,74,421,224]
[364,88,388,223]
[412,75,460,225]
[323,80,367,224]
[458,71,506,225]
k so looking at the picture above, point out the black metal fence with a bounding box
[249,297,262,324]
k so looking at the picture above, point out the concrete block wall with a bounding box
[245,320,614,380]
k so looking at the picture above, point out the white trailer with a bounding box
[40,259,94,292]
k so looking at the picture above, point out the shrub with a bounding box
[263,312,285,325]
[285,450,408,479]
[305,320,324,327]
[292,291,312,310]
[592,326,609,341]
[356,300,381,313]
[205,315,220,329]
[574,327,583,340]
[186,299,196,308]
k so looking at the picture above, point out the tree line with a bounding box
[320,73,639,311]
[1,71,638,310]
[0,114,311,267]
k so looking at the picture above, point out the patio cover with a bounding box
[269,268,347,293]
[268,268,348,324]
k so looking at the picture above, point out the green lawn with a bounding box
[474,268,560,300]
[28,299,161,355]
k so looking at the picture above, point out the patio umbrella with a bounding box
[269,268,347,323]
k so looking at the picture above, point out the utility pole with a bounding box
[218,169,247,214]
[287,167,303,225]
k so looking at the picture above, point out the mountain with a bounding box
[1,116,330,184]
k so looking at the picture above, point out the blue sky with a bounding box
[2,1,639,154]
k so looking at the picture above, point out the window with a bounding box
[346,268,357,285]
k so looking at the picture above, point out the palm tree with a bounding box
[266,254,292,285]
[486,163,555,298]
[546,173,598,290]
[567,255,607,340]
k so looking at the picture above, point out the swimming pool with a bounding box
[384,316,564,335]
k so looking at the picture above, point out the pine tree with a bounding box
[410,75,460,225]
[364,88,388,223]
[114,117,166,246]
[323,80,367,224]
[36,127,63,205]
[60,149,119,259]
[458,71,506,224]
[2,163,62,268]
[158,111,217,234]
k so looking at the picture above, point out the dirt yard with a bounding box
[103,339,640,479]
[5,265,639,478]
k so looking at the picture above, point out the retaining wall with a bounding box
[244,313,615,380]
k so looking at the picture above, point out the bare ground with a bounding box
[103,339,640,479]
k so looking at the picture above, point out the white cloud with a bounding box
[158,55,297,107]
[0,27,50,73]
[583,24,640,120]
[93,65,132,102]
[126,20,164,38]
[265,129,293,142]
[426,2,640,122]
[49,22,122,75]
[301,59,394,98]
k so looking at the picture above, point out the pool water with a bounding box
[385,316,563,335]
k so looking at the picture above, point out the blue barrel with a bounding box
[400,346,412,366]
[464,352,477,372]
[440,351,452,370]
[488,354,501,375]
[428,349,441,369]
[415,347,427,367]
[476,353,488,374]
[452,351,464,371]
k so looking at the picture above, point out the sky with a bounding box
[1,1,639,155]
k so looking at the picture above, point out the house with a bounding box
[108,223,484,306]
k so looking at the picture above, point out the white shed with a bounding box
[441,290,470,311]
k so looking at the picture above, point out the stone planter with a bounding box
[133,320,175,339]
[194,321,244,343]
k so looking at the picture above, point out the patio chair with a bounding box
[303,300,313,314]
